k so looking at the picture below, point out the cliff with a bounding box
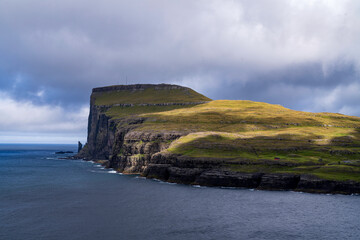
[78,84,360,194]
[78,83,210,161]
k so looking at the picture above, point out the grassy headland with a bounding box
[94,86,360,182]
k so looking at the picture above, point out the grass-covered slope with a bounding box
[93,84,211,106]
[92,84,211,119]
[144,100,360,130]
[142,101,360,182]
[99,86,360,182]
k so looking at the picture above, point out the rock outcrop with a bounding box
[77,141,83,153]
[141,161,360,194]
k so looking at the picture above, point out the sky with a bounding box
[1,0,360,143]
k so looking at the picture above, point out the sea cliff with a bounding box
[77,84,360,194]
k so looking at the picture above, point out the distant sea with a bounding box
[1,144,360,240]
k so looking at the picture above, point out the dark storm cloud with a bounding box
[0,0,360,141]
[206,62,358,109]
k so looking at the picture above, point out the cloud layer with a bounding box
[0,0,359,142]
[0,92,88,143]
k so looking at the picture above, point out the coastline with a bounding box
[75,84,360,196]
[75,157,360,195]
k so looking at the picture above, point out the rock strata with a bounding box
[194,170,263,188]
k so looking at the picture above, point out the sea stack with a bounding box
[78,141,83,153]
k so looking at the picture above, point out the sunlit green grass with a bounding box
[107,105,197,119]
[142,100,360,129]
[102,97,360,182]
[228,164,360,182]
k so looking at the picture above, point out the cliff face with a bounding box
[142,164,360,194]
[78,84,209,171]
[85,103,115,159]
[78,84,360,195]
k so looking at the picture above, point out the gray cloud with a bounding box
[0,0,360,142]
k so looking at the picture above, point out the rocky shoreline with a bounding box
[69,156,360,195]
[142,165,360,195]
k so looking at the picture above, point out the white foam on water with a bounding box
[108,170,117,174]
[90,170,106,173]
[80,159,92,164]
[221,186,236,189]
[152,179,177,185]
[164,182,177,185]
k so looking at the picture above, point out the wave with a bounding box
[152,179,177,185]
[90,170,105,173]
[220,186,236,189]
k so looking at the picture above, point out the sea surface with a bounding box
[1,144,360,240]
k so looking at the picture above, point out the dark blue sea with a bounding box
[1,144,360,240]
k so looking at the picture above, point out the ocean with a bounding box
[1,144,359,240]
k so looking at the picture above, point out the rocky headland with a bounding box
[77,84,360,194]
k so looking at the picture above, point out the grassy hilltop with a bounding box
[94,85,360,182]
[94,84,211,106]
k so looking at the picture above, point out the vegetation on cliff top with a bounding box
[94,85,211,106]
[150,101,360,182]
[106,105,196,118]
[98,87,360,182]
